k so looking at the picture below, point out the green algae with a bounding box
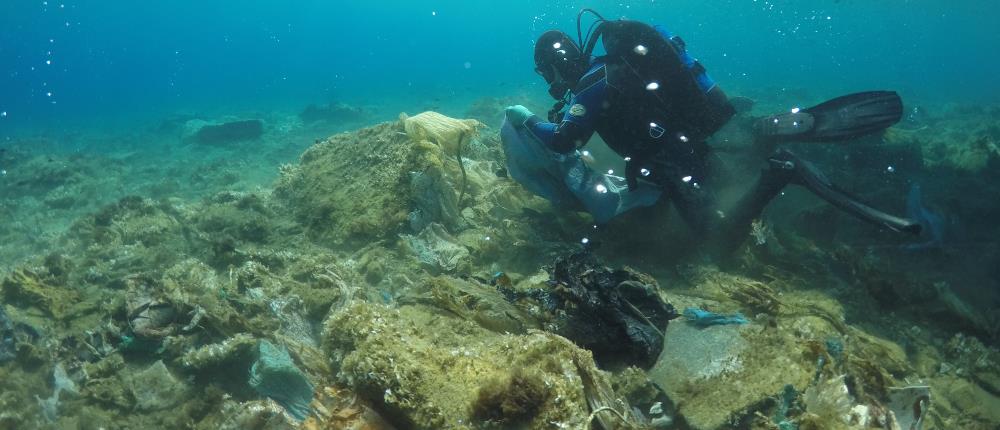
[0,108,998,429]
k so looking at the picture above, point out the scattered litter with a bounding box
[683,307,749,327]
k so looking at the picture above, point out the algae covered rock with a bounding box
[2,267,79,320]
[274,112,486,246]
[204,399,299,430]
[322,301,639,429]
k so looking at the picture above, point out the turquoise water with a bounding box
[2,1,997,134]
[2,2,1000,428]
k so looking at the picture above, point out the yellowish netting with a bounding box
[401,111,482,153]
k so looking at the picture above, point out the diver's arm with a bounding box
[526,68,606,154]
[526,116,594,154]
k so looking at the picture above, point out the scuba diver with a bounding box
[501,10,920,254]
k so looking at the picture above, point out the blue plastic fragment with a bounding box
[772,384,799,430]
[249,340,315,421]
[683,307,749,327]
[825,337,844,361]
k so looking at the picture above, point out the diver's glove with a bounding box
[504,105,534,128]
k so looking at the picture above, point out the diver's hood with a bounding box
[535,30,588,100]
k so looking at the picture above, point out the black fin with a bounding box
[754,91,903,143]
[805,90,903,141]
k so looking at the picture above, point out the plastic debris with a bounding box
[683,307,749,327]
[37,363,78,422]
[408,170,460,231]
[402,111,481,154]
[772,384,798,430]
[500,251,677,368]
[129,360,188,411]
[249,340,314,421]
[888,385,930,430]
[269,296,316,347]
[402,223,469,272]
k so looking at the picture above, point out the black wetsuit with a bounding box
[525,25,917,252]
[527,58,721,237]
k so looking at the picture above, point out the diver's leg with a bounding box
[712,159,795,255]
[713,149,921,255]
[651,144,719,238]
[770,150,921,233]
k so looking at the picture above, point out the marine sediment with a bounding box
[0,105,997,429]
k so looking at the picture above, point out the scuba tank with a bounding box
[568,9,736,189]
[577,11,736,143]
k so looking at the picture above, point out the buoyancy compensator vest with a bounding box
[585,18,735,140]
[574,12,736,188]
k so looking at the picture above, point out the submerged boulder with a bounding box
[274,112,485,246]
[299,102,369,125]
[322,301,641,429]
[193,119,264,145]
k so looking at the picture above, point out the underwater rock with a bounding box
[129,360,188,411]
[648,298,825,429]
[274,111,515,248]
[1,267,78,320]
[943,333,1000,395]
[302,385,396,430]
[401,222,469,272]
[180,333,257,369]
[322,301,640,430]
[249,340,315,421]
[401,275,537,334]
[273,122,414,244]
[652,317,748,383]
[299,102,370,125]
[212,399,299,430]
[471,368,549,426]
[194,119,264,145]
